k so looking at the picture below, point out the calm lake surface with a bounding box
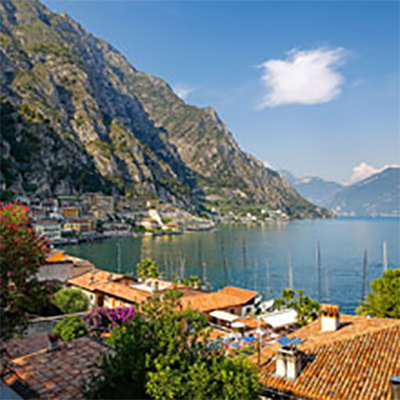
[63,217,400,314]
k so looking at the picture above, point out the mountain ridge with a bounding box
[0,0,327,218]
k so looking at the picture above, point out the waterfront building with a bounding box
[63,218,94,233]
[33,220,62,242]
[61,206,80,219]
[258,304,400,400]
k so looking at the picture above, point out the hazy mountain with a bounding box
[325,167,400,216]
[280,170,344,206]
[0,0,327,217]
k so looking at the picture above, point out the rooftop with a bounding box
[96,281,152,304]
[68,269,124,291]
[258,315,400,400]
[180,286,259,313]
[2,336,109,400]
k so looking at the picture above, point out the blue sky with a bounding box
[44,0,399,183]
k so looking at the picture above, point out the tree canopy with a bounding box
[53,287,89,314]
[274,288,320,327]
[84,291,260,399]
[0,203,50,339]
[136,258,160,280]
[357,269,400,318]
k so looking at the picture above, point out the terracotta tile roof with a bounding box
[2,334,49,359]
[236,317,268,330]
[258,316,400,400]
[45,250,70,264]
[217,286,258,303]
[4,337,109,400]
[180,286,258,313]
[68,269,124,291]
[258,314,400,362]
[96,281,152,304]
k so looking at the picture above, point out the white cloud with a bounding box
[258,47,347,108]
[348,162,400,184]
[263,160,273,169]
[173,84,194,101]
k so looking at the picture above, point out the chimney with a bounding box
[391,376,400,400]
[47,332,59,352]
[275,346,302,380]
[321,304,340,332]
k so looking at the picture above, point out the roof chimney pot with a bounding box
[276,345,303,381]
[321,304,340,332]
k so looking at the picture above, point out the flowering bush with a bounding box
[0,203,50,339]
[84,306,135,337]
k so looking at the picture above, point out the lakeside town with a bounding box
[13,193,295,247]
[1,202,399,400]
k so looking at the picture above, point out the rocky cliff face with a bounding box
[0,0,327,217]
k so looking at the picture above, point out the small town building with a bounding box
[61,206,80,219]
[139,217,160,230]
[37,250,95,283]
[63,218,94,233]
[258,305,400,400]
[33,220,62,242]
[1,334,109,400]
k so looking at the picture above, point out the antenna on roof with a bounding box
[362,249,368,300]
[383,241,388,272]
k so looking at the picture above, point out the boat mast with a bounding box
[362,249,368,301]
[383,241,388,272]
[287,253,293,290]
[316,240,321,301]
[117,242,121,274]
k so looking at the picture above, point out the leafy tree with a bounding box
[53,316,88,341]
[53,287,89,314]
[357,269,400,318]
[0,203,50,339]
[85,290,260,400]
[137,258,160,280]
[274,288,320,327]
[181,275,202,289]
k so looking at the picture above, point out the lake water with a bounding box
[63,217,400,314]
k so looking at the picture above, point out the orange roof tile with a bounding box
[96,281,152,304]
[258,316,400,400]
[68,269,124,291]
[217,286,258,303]
[4,337,109,400]
[46,250,69,263]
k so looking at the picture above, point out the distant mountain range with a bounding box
[280,170,344,206]
[0,0,326,218]
[281,168,400,217]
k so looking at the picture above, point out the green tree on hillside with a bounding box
[357,269,400,318]
[84,290,260,400]
[136,258,160,280]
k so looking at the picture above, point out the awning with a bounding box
[231,321,246,329]
[209,310,239,323]
[262,309,298,329]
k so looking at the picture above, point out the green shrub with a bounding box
[53,288,89,314]
[53,316,88,341]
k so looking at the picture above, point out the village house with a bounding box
[63,218,94,233]
[61,206,80,219]
[139,217,160,230]
[33,220,62,242]
[180,286,261,328]
[37,250,95,283]
[1,334,110,400]
[257,304,400,400]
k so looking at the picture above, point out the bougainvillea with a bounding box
[84,306,135,337]
[0,202,50,339]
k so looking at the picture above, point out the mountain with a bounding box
[281,170,344,206]
[0,0,327,218]
[325,167,400,216]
